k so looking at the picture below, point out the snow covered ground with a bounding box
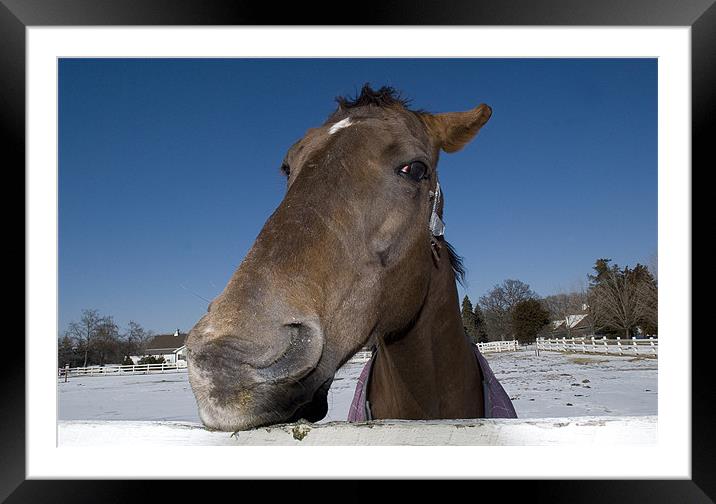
[485,348,657,417]
[58,348,656,422]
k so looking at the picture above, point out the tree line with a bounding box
[461,257,658,344]
[58,309,155,368]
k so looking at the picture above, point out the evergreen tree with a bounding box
[590,258,613,286]
[512,299,551,343]
[461,295,478,343]
[58,334,79,368]
[473,303,490,343]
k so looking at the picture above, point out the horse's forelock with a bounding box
[335,83,412,111]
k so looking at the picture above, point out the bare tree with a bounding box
[479,290,511,341]
[479,279,537,340]
[589,260,657,338]
[591,269,639,338]
[65,309,103,367]
[62,310,160,367]
[500,279,538,309]
[636,276,658,335]
[121,321,153,360]
[93,316,120,365]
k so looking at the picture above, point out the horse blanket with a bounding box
[347,344,517,421]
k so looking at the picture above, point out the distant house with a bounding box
[546,312,594,338]
[130,329,188,365]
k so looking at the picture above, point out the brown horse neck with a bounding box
[367,242,484,419]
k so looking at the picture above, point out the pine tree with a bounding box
[461,295,478,343]
[473,303,490,343]
[512,299,551,343]
[58,335,77,368]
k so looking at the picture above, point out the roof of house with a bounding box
[551,313,590,330]
[145,332,188,352]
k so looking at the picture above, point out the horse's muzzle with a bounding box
[186,319,327,430]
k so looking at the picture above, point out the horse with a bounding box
[186,84,516,431]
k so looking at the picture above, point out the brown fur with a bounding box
[186,85,491,431]
[367,237,484,419]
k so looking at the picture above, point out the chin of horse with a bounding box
[189,361,333,431]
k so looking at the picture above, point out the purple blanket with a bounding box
[347,344,517,421]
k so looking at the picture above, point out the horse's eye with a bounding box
[280,163,291,178]
[399,161,427,182]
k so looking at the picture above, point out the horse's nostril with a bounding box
[250,321,324,382]
[283,321,313,343]
[285,322,303,330]
[188,318,324,388]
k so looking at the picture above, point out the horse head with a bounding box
[187,85,491,430]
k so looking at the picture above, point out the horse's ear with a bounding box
[421,104,492,153]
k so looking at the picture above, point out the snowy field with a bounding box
[58,348,657,422]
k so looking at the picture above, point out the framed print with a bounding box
[7,0,711,501]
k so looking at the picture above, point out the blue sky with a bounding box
[59,58,657,335]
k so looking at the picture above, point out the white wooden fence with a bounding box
[59,362,188,378]
[346,342,521,363]
[61,347,374,379]
[536,336,658,357]
[58,415,657,446]
[57,341,519,379]
[477,339,520,353]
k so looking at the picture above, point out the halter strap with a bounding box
[429,180,445,238]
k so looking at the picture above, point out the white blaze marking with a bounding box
[329,117,353,135]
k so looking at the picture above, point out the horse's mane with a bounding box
[444,240,466,286]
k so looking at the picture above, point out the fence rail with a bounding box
[536,336,658,357]
[477,339,520,353]
[59,362,188,378]
[58,416,657,446]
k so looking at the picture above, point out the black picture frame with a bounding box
[6,0,709,501]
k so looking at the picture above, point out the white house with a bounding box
[130,329,188,366]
